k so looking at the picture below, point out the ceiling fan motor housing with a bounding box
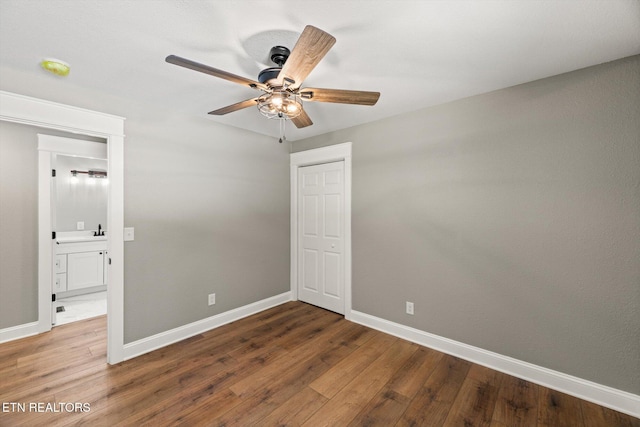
[258,67,281,84]
[269,46,290,66]
[258,46,291,84]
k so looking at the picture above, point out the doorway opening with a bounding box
[50,150,109,326]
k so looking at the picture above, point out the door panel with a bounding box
[324,194,341,238]
[303,172,318,187]
[298,161,345,314]
[324,170,341,185]
[303,195,319,236]
[324,252,341,298]
[303,249,319,292]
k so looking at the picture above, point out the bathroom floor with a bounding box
[55,291,107,326]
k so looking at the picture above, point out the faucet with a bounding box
[94,224,103,236]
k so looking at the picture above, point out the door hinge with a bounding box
[52,231,56,240]
[52,169,56,177]
[52,294,56,302]
[108,258,112,265]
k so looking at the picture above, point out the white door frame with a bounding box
[37,135,108,325]
[0,90,126,364]
[290,142,352,320]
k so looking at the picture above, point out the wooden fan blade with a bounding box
[291,109,313,128]
[299,88,380,106]
[166,55,268,91]
[277,26,336,88]
[208,98,259,115]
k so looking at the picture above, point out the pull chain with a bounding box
[278,115,287,143]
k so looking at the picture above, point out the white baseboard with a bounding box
[123,292,292,361]
[0,321,41,344]
[349,310,640,418]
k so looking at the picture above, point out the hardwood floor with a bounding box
[1,301,638,426]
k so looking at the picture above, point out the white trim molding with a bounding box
[349,310,640,418]
[0,90,126,364]
[38,134,108,158]
[0,90,124,137]
[290,142,353,319]
[123,292,292,361]
[0,322,41,344]
[37,135,110,338]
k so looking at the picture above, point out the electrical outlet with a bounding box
[208,293,216,306]
[77,221,84,230]
[406,301,414,315]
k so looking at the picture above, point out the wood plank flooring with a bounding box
[0,301,638,426]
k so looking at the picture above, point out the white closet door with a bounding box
[298,161,345,314]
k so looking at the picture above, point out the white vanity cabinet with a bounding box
[56,238,108,296]
[68,250,105,290]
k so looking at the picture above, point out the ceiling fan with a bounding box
[166,25,380,142]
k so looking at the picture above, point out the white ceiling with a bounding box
[1,0,639,141]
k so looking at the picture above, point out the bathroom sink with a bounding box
[57,235,107,243]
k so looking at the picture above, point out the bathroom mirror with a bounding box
[55,154,108,233]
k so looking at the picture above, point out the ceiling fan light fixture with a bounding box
[257,90,302,120]
[287,103,299,114]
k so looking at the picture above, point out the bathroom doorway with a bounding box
[37,135,108,327]
[51,150,109,326]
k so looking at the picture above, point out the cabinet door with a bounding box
[55,273,67,292]
[55,255,67,274]
[68,251,104,290]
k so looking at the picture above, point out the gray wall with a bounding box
[122,109,290,343]
[0,72,291,341]
[0,122,39,327]
[293,55,640,394]
[55,155,108,232]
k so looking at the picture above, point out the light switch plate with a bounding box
[77,221,84,230]
[124,227,135,241]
